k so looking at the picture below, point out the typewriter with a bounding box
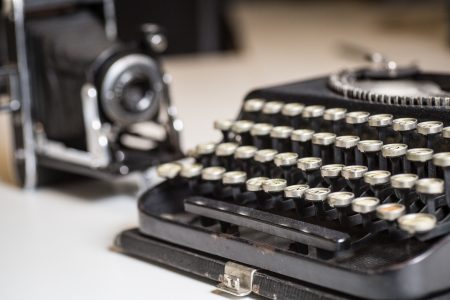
[115,60,450,300]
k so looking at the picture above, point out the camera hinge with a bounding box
[216,261,257,297]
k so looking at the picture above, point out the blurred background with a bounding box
[1,0,450,299]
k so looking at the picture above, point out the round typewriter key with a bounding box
[298,157,322,186]
[244,99,265,112]
[417,121,444,135]
[335,135,360,165]
[443,127,450,139]
[284,184,309,198]
[246,177,269,192]
[214,119,233,142]
[415,178,444,214]
[282,103,304,117]
[357,140,383,170]
[364,170,391,186]
[397,213,437,234]
[376,203,405,221]
[312,132,336,164]
[254,149,278,177]
[271,126,294,152]
[368,114,393,127]
[231,120,254,134]
[382,143,408,174]
[346,111,370,124]
[324,107,347,121]
[357,140,383,153]
[352,197,379,214]
[406,148,434,178]
[274,152,298,166]
[284,184,310,215]
[196,142,216,155]
[202,166,226,181]
[392,118,418,132]
[223,171,247,185]
[180,163,203,178]
[320,164,346,191]
[251,123,273,149]
[235,146,257,174]
[433,153,450,206]
[342,165,368,196]
[291,129,315,157]
[302,105,325,118]
[305,187,331,216]
[328,191,355,224]
[391,173,419,189]
[215,142,238,156]
[262,178,287,193]
[157,162,182,179]
[312,132,336,146]
[263,101,284,114]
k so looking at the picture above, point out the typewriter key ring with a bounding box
[363,170,391,199]
[328,191,355,225]
[392,118,418,145]
[397,213,437,235]
[352,196,380,228]
[390,173,419,213]
[335,135,360,165]
[381,143,408,174]
[405,148,434,178]
[341,165,369,196]
[415,178,445,214]
[305,187,331,217]
[297,157,322,187]
[320,164,345,191]
[368,114,393,141]
[417,121,443,150]
[357,140,383,170]
[262,178,288,210]
[274,152,299,185]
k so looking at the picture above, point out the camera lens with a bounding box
[117,74,154,113]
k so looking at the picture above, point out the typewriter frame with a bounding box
[116,74,450,300]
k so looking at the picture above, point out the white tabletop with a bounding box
[1,2,450,299]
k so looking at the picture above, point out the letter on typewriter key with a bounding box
[282,103,304,128]
[328,191,355,225]
[302,105,325,131]
[231,120,254,145]
[312,132,336,164]
[381,143,408,174]
[397,213,437,235]
[417,121,444,150]
[433,152,450,206]
[157,162,182,180]
[357,140,383,170]
[291,129,314,157]
[214,119,233,142]
[352,196,380,227]
[392,118,418,145]
[243,99,265,121]
[320,164,345,191]
[323,108,347,135]
[390,173,419,213]
[335,135,360,165]
[271,126,294,152]
[250,123,273,149]
[415,178,445,214]
[405,148,434,178]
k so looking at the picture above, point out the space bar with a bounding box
[184,197,351,252]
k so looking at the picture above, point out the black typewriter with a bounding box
[115,61,450,300]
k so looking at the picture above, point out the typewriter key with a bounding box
[357,140,383,170]
[262,178,287,209]
[246,177,269,192]
[291,129,315,157]
[391,173,419,212]
[305,187,331,216]
[415,178,445,214]
[397,213,437,235]
[282,103,304,128]
[323,107,347,134]
[406,148,434,178]
[328,191,355,224]
[180,163,203,192]
[321,164,345,191]
[201,166,226,181]
[433,152,450,206]
[368,114,394,141]
[443,127,450,138]
[298,157,322,187]
[392,118,418,145]
[214,119,233,142]
[417,121,444,149]
[200,166,227,197]
[335,135,360,165]
[235,146,257,174]
[196,142,216,166]
[381,143,408,174]
[342,165,368,196]
[376,203,406,221]
[243,99,265,121]
[284,184,310,215]
[312,132,336,164]
[231,120,254,145]
[274,152,299,184]
[157,162,182,179]
[345,111,370,137]
[263,101,284,125]
[302,105,325,131]
[250,123,273,149]
[364,170,391,198]
[352,196,379,227]
[223,171,247,200]
[271,126,294,152]
[215,142,239,169]
[254,149,278,177]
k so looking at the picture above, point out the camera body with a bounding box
[0,0,182,187]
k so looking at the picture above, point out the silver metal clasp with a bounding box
[217,262,257,297]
